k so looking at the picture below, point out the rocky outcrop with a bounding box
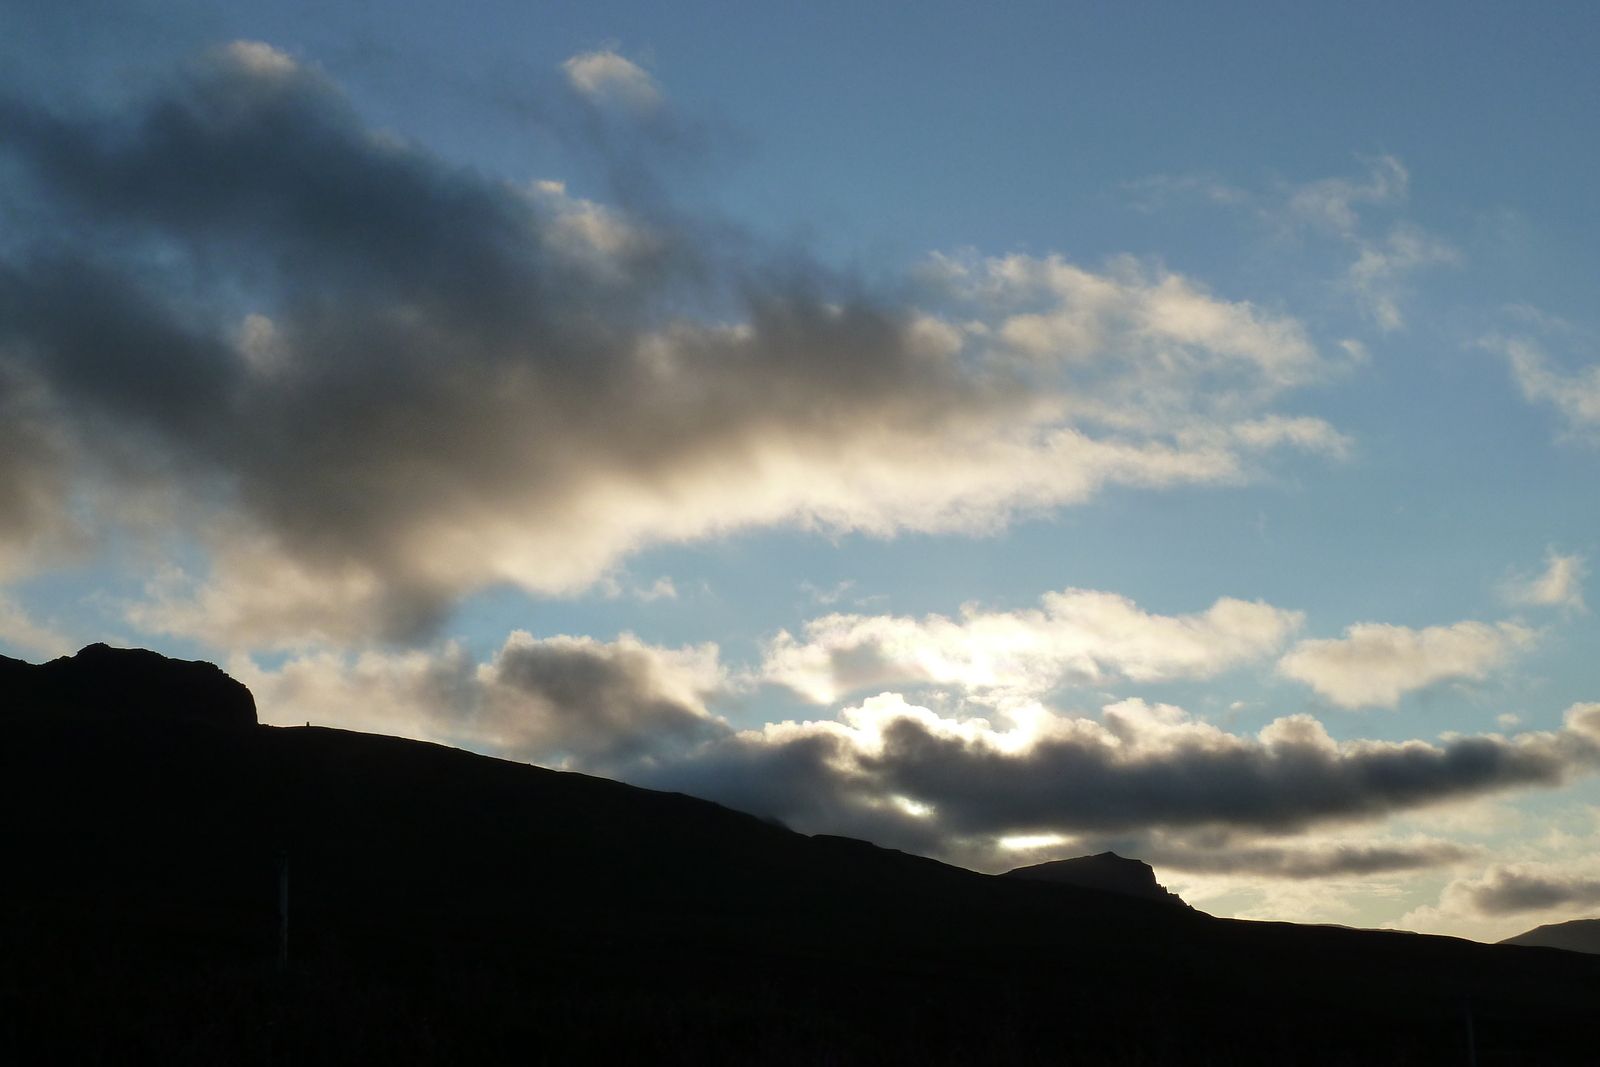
[0,643,256,728]
[1002,851,1188,906]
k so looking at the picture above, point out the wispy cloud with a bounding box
[1286,157,1459,332]
[1341,222,1460,332]
[1130,156,1458,332]
[1503,551,1587,613]
[1491,332,1600,439]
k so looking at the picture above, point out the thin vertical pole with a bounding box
[1463,999,1477,1067]
[278,850,290,973]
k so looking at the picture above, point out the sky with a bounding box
[2,0,1600,941]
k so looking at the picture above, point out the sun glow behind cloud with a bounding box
[0,42,1347,651]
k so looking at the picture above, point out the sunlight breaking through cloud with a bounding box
[0,43,1344,647]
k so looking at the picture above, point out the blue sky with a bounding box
[3,0,1600,938]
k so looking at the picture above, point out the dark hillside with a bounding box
[3,646,1598,1063]
[1501,917,1600,954]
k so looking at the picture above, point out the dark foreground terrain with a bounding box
[4,646,1599,1064]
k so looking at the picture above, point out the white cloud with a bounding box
[762,588,1303,705]
[220,40,299,79]
[525,179,661,282]
[1494,334,1600,437]
[1342,222,1460,332]
[1277,619,1536,709]
[1504,551,1587,612]
[561,49,661,109]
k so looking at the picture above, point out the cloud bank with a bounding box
[645,696,1600,850]
[0,42,1343,648]
[244,631,1600,865]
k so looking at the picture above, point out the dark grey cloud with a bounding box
[488,635,730,765]
[0,361,77,567]
[629,699,1600,851]
[240,631,729,770]
[1446,864,1600,917]
[1102,835,1478,879]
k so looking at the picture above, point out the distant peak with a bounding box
[1001,852,1188,907]
[0,644,257,728]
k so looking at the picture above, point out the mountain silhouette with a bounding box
[1004,851,1189,905]
[3,646,1599,1064]
[0,642,256,727]
[1501,917,1600,954]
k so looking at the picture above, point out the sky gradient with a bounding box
[3,0,1600,940]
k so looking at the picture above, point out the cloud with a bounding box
[237,630,729,767]
[0,362,84,579]
[1441,862,1600,917]
[1342,222,1459,332]
[1504,551,1587,613]
[561,49,662,110]
[762,588,1303,705]
[238,626,1600,867]
[1285,155,1409,234]
[1001,827,1476,881]
[799,579,857,606]
[1283,157,1458,331]
[1493,334,1600,438]
[1140,158,1456,332]
[634,696,1600,857]
[1277,620,1536,709]
[1125,834,1478,879]
[0,43,1345,648]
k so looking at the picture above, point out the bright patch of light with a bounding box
[1000,833,1069,851]
[893,795,934,817]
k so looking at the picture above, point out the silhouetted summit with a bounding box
[1003,851,1187,905]
[1502,917,1600,954]
[0,642,256,728]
